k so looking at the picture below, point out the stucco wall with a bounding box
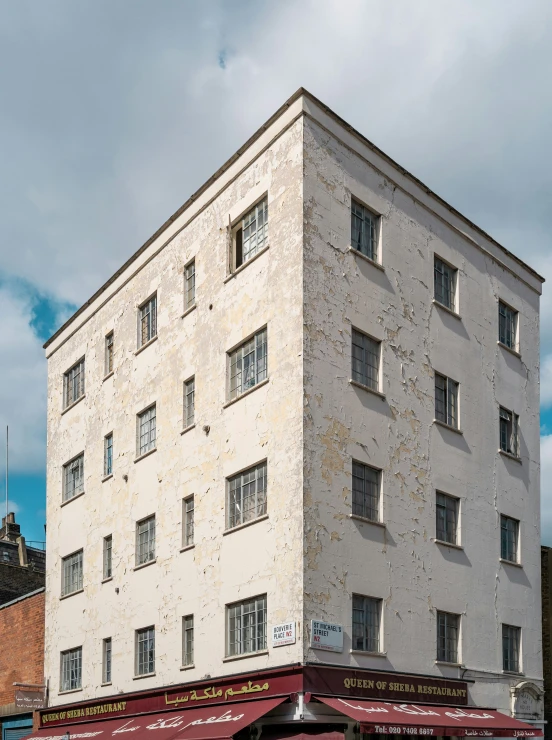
[301,113,542,714]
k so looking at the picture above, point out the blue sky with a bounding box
[0,0,551,545]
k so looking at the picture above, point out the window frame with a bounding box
[436,610,460,664]
[136,404,157,458]
[350,198,380,263]
[434,256,458,312]
[61,549,83,597]
[105,332,114,376]
[499,406,520,458]
[226,594,267,657]
[62,452,85,503]
[137,293,157,349]
[63,357,85,409]
[500,515,520,563]
[102,637,112,684]
[184,259,196,311]
[436,492,459,545]
[182,614,194,667]
[226,461,267,530]
[183,496,194,547]
[136,515,156,566]
[104,433,113,478]
[351,328,381,392]
[184,376,195,429]
[434,372,459,429]
[498,300,518,351]
[135,626,155,676]
[60,646,82,692]
[352,593,382,653]
[502,624,521,672]
[231,196,268,272]
[103,535,113,580]
[228,327,268,401]
[352,460,381,523]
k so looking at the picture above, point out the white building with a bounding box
[39,89,545,740]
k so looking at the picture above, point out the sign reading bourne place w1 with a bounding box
[310,620,343,652]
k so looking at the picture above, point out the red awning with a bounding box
[29,698,287,740]
[316,696,543,737]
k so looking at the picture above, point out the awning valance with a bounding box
[316,696,543,737]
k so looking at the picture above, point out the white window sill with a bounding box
[60,588,84,601]
[134,447,157,463]
[102,474,113,483]
[58,688,83,696]
[433,419,463,435]
[134,335,158,356]
[435,660,464,667]
[181,424,196,436]
[103,371,114,382]
[61,395,85,415]
[500,558,523,569]
[101,576,113,584]
[347,247,385,272]
[133,558,157,571]
[499,449,522,463]
[497,341,521,358]
[133,672,156,680]
[434,539,463,551]
[223,377,270,409]
[223,514,269,536]
[181,304,197,319]
[433,299,461,320]
[180,664,195,671]
[502,670,524,676]
[349,379,386,400]
[61,491,85,507]
[349,514,386,529]
[350,649,387,657]
[224,245,270,283]
[180,543,195,553]
[101,682,112,687]
[222,649,269,663]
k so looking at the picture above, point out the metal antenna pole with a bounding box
[5,425,8,520]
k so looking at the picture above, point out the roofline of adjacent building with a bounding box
[43,86,545,350]
[0,587,45,611]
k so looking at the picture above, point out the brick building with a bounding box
[0,513,45,606]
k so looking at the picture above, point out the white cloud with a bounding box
[542,355,552,407]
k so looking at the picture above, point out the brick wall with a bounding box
[0,560,45,606]
[0,590,45,707]
[542,547,551,739]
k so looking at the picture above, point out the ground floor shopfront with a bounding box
[28,665,543,740]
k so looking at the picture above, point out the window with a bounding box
[102,638,112,684]
[352,594,381,652]
[183,496,194,547]
[135,626,155,675]
[499,302,518,350]
[63,453,84,502]
[184,377,195,428]
[138,294,157,348]
[503,624,521,672]
[63,358,85,408]
[437,611,460,663]
[352,461,381,522]
[182,615,194,666]
[229,328,267,400]
[351,199,378,261]
[62,550,83,596]
[104,433,113,477]
[136,515,155,566]
[185,260,196,310]
[227,462,267,530]
[501,516,519,563]
[351,329,380,391]
[233,198,268,270]
[434,257,457,311]
[227,595,267,656]
[436,493,458,545]
[137,405,156,457]
[105,332,114,375]
[435,373,459,428]
[103,535,112,580]
[60,647,82,692]
[499,406,520,457]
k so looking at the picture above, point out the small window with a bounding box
[62,550,83,596]
[503,624,521,672]
[182,615,194,667]
[136,515,155,566]
[352,461,381,522]
[434,257,457,311]
[501,515,519,563]
[60,647,82,692]
[105,332,114,375]
[102,638,112,684]
[63,454,84,502]
[138,294,157,348]
[184,377,195,428]
[137,405,156,457]
[351,329,380,391]
[135,626,155,676]
[436,492,458,545]
[227,462,267,530]
[435,373,459,428]
[104,433,113,477]
[227,595,267,656]
[229,328,267,400]
[232,198,268,270]
[437,610,460,663]
[499,301,518,350]
[352,594,381,653]
[499,406,520,457]
[185,260,196,310]
[103,535,112,580]
[183,496,194,547]
[351,199,378,262]
[63,358,85,408]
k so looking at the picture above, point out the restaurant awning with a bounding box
[316,696,543,737]
[26,697,287,740]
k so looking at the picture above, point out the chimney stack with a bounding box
[0,512,21,542]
